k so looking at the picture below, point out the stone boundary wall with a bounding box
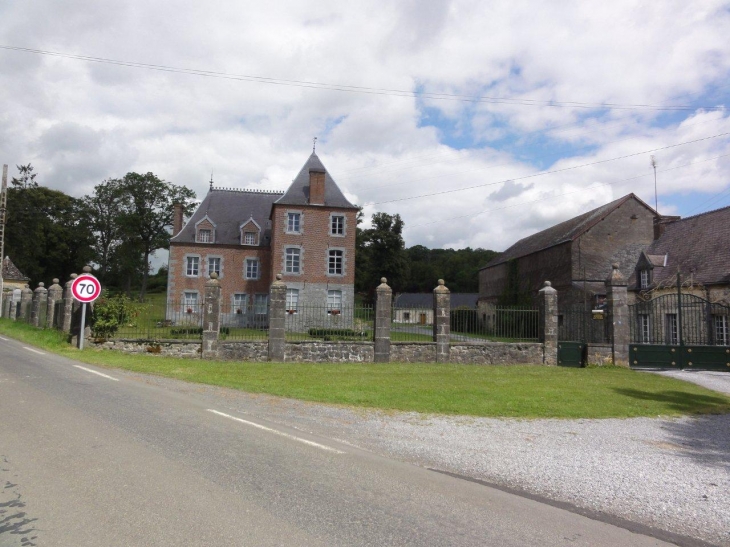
[95,339,202,358]
[586,343,613,366]
[92,338,545,365]
[450,342,543,365]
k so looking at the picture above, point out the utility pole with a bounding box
[650,155,658,214]
[0,164,7,297]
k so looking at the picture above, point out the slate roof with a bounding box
[171,189,283,246]
[394,293,479,309]
[275,153,357,209]
[482,194,656,269]
[2,256,29,282]
[632,205,730,287]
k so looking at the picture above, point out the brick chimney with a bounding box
[308,168,325,205]
[172,203,184,236]
[653,215,680,240]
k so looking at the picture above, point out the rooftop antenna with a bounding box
[312,136,317,154]
[209,170,214,191]
[650,155,658,215]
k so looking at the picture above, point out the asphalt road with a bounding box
[0,338,673,547]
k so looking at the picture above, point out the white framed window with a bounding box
[640,269,650,289]
[233,293,247,315]
[287,212,301,233]
[330,215,345,236]
[714,315,728,345]
[638,314,650,344]
[208,257,221,277]
[183,292,199,313]
[254,294,268,315]
[286,288,299,313]
[328,249,344,275]
[327,290,342,314]
[243,231,257,245]
[197,229,212,243]
[285,247,301,274]
[186,256,199,277]
[245,258,260,280]
[665,314,678,345]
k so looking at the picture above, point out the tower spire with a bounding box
[312,136,317,154]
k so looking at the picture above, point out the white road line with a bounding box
[207,409,344,454]
[0,336,9,341]
[73,365,119,381]
[22,347,46,355]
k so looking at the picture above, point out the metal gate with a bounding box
[629,279,730,370]
[557,305,609,367]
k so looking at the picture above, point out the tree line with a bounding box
[355,211,497,297]
[4,164,196,299]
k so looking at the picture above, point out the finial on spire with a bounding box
[210,171,214,190]
[312,136,317,154]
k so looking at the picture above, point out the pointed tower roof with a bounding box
[2,256,30,282]
[275,153,357,209]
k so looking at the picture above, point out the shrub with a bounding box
[92,293,143,339]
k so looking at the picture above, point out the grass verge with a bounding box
[2,318,729,419]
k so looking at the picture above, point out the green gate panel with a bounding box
[683,346,730,371]
[630,345,682,370]
[558,342,584,367]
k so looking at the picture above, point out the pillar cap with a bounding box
[377,277,391,291]
[272,273,286,287]
[70,273,78,279]
[539,280,557,294]
[53,278,59,284]
[434,279,450,294]
[206,271,221,287]
[82,265,92,273]
[606,263,627,286]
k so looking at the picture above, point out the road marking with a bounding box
[207,409,345,454]
[23,347,45,355]
[73,365,119,381]
[0,336,9,341]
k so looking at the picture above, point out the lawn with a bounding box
[2,318,729,419]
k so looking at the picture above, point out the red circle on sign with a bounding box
[71,274,102,303]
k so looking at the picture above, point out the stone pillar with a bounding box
[606,263,630,367]
[202,272,221,359]
[19,284,33,323]
[539,281,558,366]
[374,278,392,363]
[62,273,77,334]
[31,282,47,327]
[268,274,286,362]
[1,291,10,319]
[8,290,17,321]
[46,279,63,329]
[433,279,451,363]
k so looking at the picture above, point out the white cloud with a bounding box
[0,0,728,260]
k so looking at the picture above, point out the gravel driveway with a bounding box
[134,372,730,546]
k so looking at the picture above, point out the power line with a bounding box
[367,131,730,205]
[404,152,730,228]
[0,44,726,112]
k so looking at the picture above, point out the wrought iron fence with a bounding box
[219,300,268,340]
[558,305,609,343]
[452,305,539,343]
[112,297,205,339]
[285,303,374,342]
[391,306,434,342]
[630,293,730,346]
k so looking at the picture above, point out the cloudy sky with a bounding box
[2,1,730,264]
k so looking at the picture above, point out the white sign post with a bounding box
[71,273,102,350]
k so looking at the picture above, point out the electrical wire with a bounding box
[367,131,730,205]
[0,44,726,112]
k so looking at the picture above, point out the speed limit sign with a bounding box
[71,274,102,303]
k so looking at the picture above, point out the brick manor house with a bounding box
[167,153,358,326]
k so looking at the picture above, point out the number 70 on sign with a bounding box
[71,274,102,303]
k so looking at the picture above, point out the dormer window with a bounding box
[194,216,216,243]
[197,229,212,243]
[239,218,261,246]
[640,269,650,289]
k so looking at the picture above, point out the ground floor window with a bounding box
[638,314,650,344]
[714,315,729,345]
[327,290,342,314]
[254,294,268,315]
[665,313,678,345]
[184,292,198,313]
[286,289,299,313]
[233,293,247,314]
